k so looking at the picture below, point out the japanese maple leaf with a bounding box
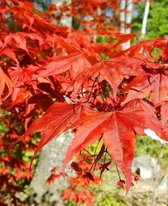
[0,48,19,65]
[122,98,156,115]
[116,33,136,44]
[126,38,168,62]
[123,74,168,105]
[3,32,44,53]
[10,88,31,108]
[20,103,82,157]
[74,56,144,98]
[10,65,37,87]
[98,57,144,98]
[37,52,91,80]
[24,33,44,45]
[150,74,168,104]
[3,33,28,52]
[0,67,13,100]
[65,31,100,63]
[157,101,168,133]
[62,104,168,192]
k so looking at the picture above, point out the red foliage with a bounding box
[62,152,101,206]
[0,0,168,205]
[0,105,36,205]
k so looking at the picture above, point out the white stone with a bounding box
[132,155,160,179]
[158,175,168,191]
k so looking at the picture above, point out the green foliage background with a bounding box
[133,0,168,39]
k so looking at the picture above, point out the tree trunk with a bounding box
[120,0,133,49]
[141,0,150,36]
[120,0,126,34]
[30,132,73,204]
[125,0,133,49]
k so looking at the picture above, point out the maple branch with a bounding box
[116,164,121,180]
[83,149,93,156]
[88,134,103,173]
[87,75,100,104]
[100,148,108,178]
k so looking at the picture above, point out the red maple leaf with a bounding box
[20,100,168,192]
[0,48,19,65]
[20,103,82,157]
[157,101,168,133]
[36,52,91,80]
[123,73,168,105]
[73,56,144,99]
[0,66,13,100]
[62,103,168,192]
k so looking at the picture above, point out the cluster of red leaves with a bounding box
[0,0,68,204]
[0,0,168,205]
[0,105,36,205]
[47,143,114,205]
[46,152,99,206]
[62,152,101,206]
[48,149,139,205]
[21,38,168,192]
